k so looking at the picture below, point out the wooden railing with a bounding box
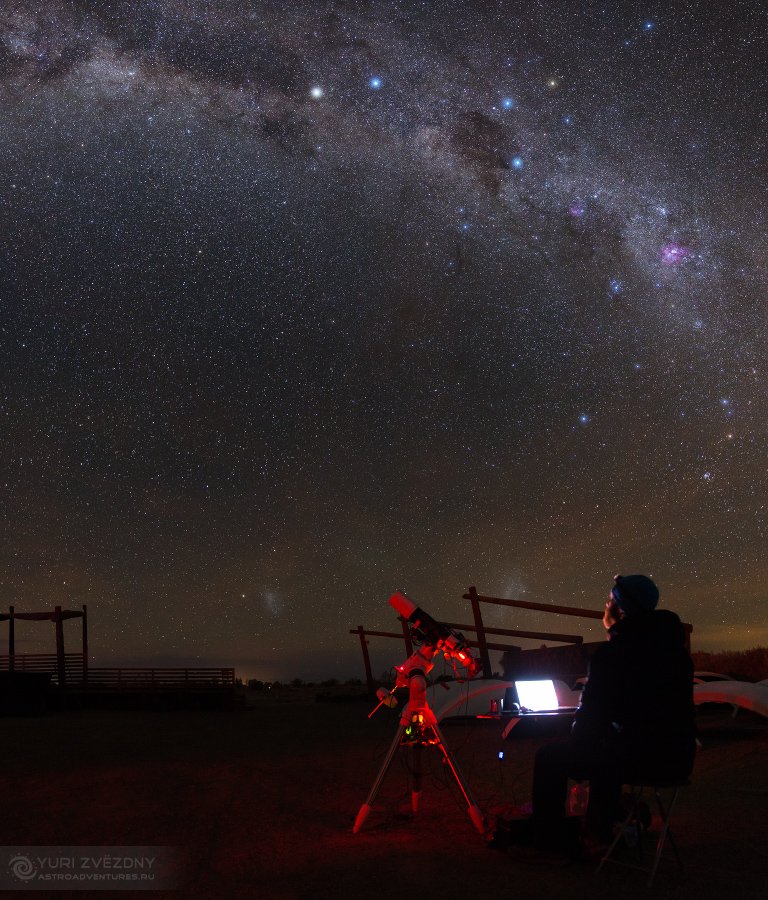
[84,668,235,691]
[0,653,83,682]
[0,655,235,691]
[351,585,694,691]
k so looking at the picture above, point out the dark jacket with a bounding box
[572,609,696,779]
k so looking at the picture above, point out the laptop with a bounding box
[501,679,578,739]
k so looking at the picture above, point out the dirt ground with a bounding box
[1,695,767,900]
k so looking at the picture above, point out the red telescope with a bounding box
[389,591,481,678]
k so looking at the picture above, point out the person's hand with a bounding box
[603,598,621,633]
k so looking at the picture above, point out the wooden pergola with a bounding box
[0,605,88,687]
[1,608,236,695]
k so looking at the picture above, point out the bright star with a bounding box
[511,156,524,170]
[310,86,324,99]
[368,76,383,90]
[579,414,590,425]
[501,97,514,109]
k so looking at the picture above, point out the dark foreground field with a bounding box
[1,696,767,900]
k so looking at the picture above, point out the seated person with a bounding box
[495,574,696,860]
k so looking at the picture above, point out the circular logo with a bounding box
[9,856,37,882]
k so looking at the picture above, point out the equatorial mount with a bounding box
[352,592,485,835]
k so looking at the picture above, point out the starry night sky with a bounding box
[1,1,766,681]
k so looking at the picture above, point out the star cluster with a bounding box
[0,1,766,679]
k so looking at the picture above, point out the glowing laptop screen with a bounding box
[515,679,559,711]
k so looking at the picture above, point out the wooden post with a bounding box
[399,615,413,657]
[468,586,492,679]
[54,605,66,689]
[355,626,374,694]
[82,604,89,686]
[8,606,14,671]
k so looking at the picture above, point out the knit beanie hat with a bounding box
[611,574,659,615]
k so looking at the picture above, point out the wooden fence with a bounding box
[0,654,235,691]
[84,667,236,691]
[0,653,83,682]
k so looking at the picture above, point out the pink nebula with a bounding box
[660,242,692,265]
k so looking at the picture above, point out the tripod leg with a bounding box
[412,742,422,814]
[353,724,405,833]
[431,723,486,834]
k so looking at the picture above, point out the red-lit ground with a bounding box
[1,696,767,899]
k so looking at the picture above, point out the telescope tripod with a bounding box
[352,709,485,835]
